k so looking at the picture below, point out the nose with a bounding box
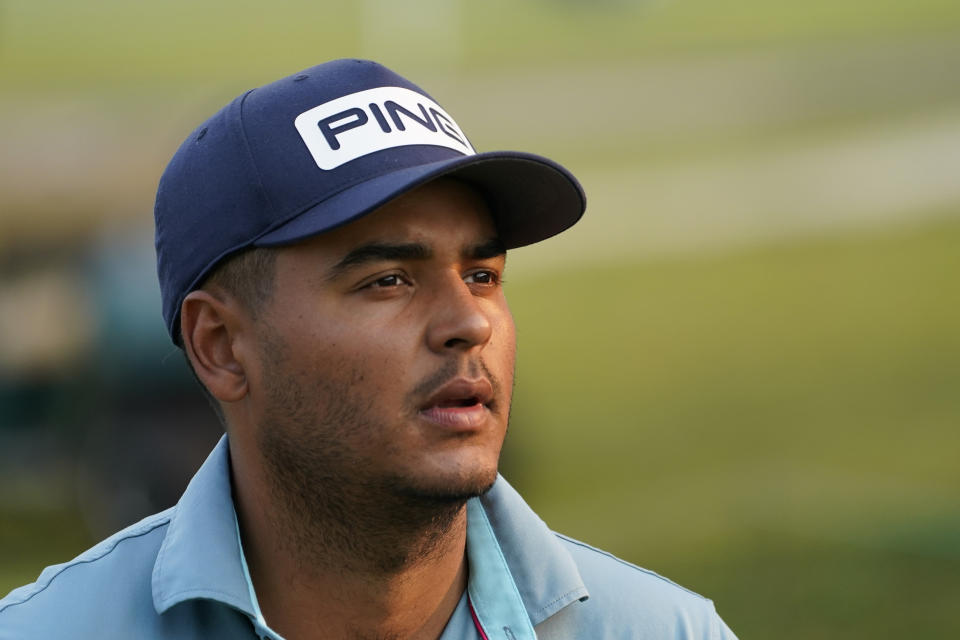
[426,276,493,353]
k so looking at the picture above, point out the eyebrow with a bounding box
[327,237,506,281]
[469,237,508,260]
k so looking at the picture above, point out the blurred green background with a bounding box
[2,1,959,637]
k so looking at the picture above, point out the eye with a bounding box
[464,270,499,285]
[370,274,406,288]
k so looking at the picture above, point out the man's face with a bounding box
[244,179,515,505]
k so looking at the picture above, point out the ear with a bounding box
[180,290,249,404]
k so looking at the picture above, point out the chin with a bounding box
[391,465,499,505]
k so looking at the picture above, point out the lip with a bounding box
[418,378,494,430]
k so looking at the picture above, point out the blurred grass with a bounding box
[0,508,93,597]
[503,215,960,637]
[466,0,960,67]
[672,524,960,638]
[3,0,960,87]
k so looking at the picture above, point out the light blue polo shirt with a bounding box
[0,436,737,639]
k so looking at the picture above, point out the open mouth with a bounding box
[435,396,481,408]
[418,379,494,428]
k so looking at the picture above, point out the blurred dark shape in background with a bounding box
[0,229,221,538]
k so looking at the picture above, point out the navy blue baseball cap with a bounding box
[155,58,585,345]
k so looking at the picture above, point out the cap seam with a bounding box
[236,88,281,220]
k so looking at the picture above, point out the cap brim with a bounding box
[252,150,585,250]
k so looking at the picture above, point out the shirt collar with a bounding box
[476,477,589,626]
[152,435,254,616]
[150,435,588,627]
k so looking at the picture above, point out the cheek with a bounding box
[306,317,420,392]
[489,307,517,378]
[500,313,517,359]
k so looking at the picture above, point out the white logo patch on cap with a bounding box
[294,87,475,170]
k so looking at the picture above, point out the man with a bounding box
[0,59,737,639]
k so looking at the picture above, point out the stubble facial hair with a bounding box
[254,329,503,578]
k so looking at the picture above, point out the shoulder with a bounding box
[539,533,738,640]
[0,508,174,638]
[555,532,707,605]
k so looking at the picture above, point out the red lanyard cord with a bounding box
[467,596,490,640]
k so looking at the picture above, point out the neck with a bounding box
[230,439,470,640]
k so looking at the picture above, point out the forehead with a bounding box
[286,178,497,258]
